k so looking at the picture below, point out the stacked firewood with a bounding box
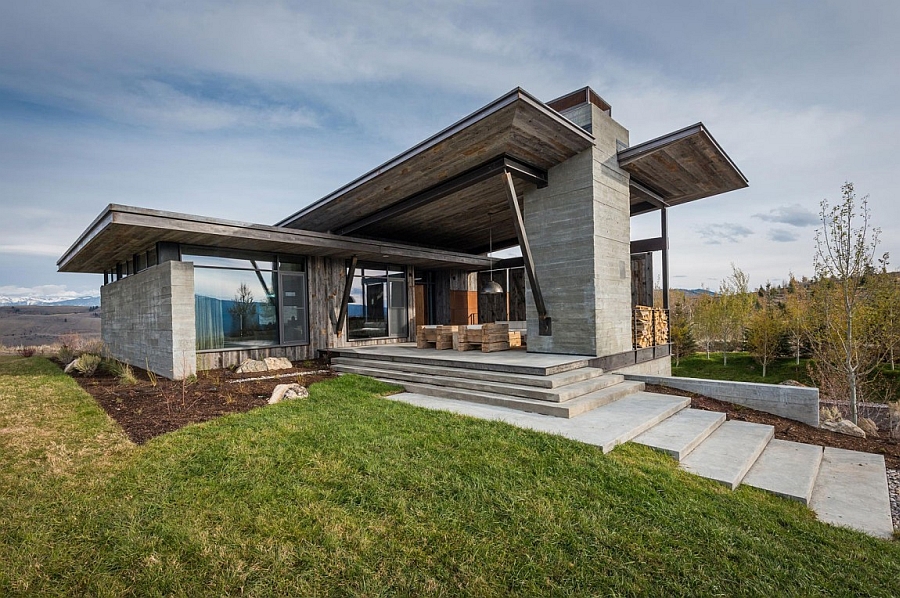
[633,306,668,348]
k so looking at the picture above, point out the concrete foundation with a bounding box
[101,261,196,380]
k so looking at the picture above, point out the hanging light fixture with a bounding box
[480,212,504,295]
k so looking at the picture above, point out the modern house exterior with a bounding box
[58,86,747,380]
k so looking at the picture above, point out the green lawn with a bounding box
[2,356,900,596]
[673,352,814,385]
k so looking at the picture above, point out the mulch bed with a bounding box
[61,359,335,444]
[645,383,900,469]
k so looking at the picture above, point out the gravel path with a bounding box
[888,469,900,534]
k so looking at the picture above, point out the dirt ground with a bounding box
[61,359,900,467]
[64,359,335,444]
[645,384,900,469]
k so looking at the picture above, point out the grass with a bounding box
[3,355,900,596]
[673,351,815,385]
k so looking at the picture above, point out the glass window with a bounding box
[348,263,407,340]
[194,267,278,350]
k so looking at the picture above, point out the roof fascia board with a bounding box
[59,205,493,272]
[275,87,593,228]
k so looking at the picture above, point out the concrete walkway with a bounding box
[386,391,894,539]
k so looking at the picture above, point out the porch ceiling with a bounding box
[57,205,494,273]
[619,123,748,216]
[277,87,595,253]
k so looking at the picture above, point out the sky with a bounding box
[1,0,899,300]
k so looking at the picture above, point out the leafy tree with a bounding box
[808,182,886,424]
[746,297,786,378]
[693,288,717,359]
[669,299,697,367]
[783,274,809,365]
[715,265,753,366]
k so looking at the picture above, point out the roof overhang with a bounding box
[57,205,494,273]
[619,123,748,216]
[277,87,595,253]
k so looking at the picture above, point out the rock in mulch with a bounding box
[263,356,293,371]
[268,383,309,404]
[235,359,269,374]
[821,418,866,438]
[235,357,295,374]
[63,360,78,374]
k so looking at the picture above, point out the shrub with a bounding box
[73,354,102,376]
[16,346,36,358]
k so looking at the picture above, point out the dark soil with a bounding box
[645,383,900,469]
[62,359,335,444]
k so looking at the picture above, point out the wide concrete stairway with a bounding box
[332,347,894,539]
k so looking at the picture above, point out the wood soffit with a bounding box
[57,205,495,274]
[619,123,749,214]
[276,88,595,241]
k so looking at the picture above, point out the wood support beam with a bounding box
[335,156,547,236]
[335,256,358,336]
[630,237,667,254]
[502,170,551,336]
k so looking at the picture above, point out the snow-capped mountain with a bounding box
[0,295,101,307]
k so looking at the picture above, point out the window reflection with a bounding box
[348,263,407,339]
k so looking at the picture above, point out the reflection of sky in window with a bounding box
[194,268,274,302]
[185,254,274,270]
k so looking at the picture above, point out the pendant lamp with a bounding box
[480,213,504,294]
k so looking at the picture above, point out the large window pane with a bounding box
[194,268,277,349]
[280,272,308,344]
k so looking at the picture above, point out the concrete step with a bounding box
[329,346,591,376]
[809,447,894,539]
[389,390,690,454]
[331,357,605,388]
[680,421,775,490]
[742,439,824,505]
[388,379,647,418]
[632,408,726,460]
[333,362,622,403]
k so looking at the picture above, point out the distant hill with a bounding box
[673,288,716,299]
[0,305,101,347]
[0,295,101,307]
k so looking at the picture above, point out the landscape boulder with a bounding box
[268,383,309,404]
[235,359,268,374]
[63,360,78,374]
[263,356,294,371]
[821,418,866,438]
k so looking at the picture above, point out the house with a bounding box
[57,87,747,380]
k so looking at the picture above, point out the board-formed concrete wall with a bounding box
[523,101,632,357]
[101,261,196,380]
[623,375,820,427]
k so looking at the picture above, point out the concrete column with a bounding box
[522,103,632,357]
[101,261,196,380]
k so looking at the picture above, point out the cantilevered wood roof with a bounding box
[57,205,494,273]
[277,87,595,253]
[618,123,748,216]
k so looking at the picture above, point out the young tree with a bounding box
[783,274,809,365]
[809,182,886,424]
[746,297,786,378]
[669,299,697,367]
[716,264,753,366]
[693,288,717,359]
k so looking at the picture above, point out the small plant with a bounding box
[107,359,138,385]
[820,405,842,423]
[72,353,102,376]
[145,359,158,388]
[57,344,75,364]
[16,346,36,358]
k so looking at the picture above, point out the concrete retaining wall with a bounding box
[623,374,819,427]
[101,261,196,380]
[613,356,672,377]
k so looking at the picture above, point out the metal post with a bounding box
[502,170,551,335]
[661,207,670,310]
